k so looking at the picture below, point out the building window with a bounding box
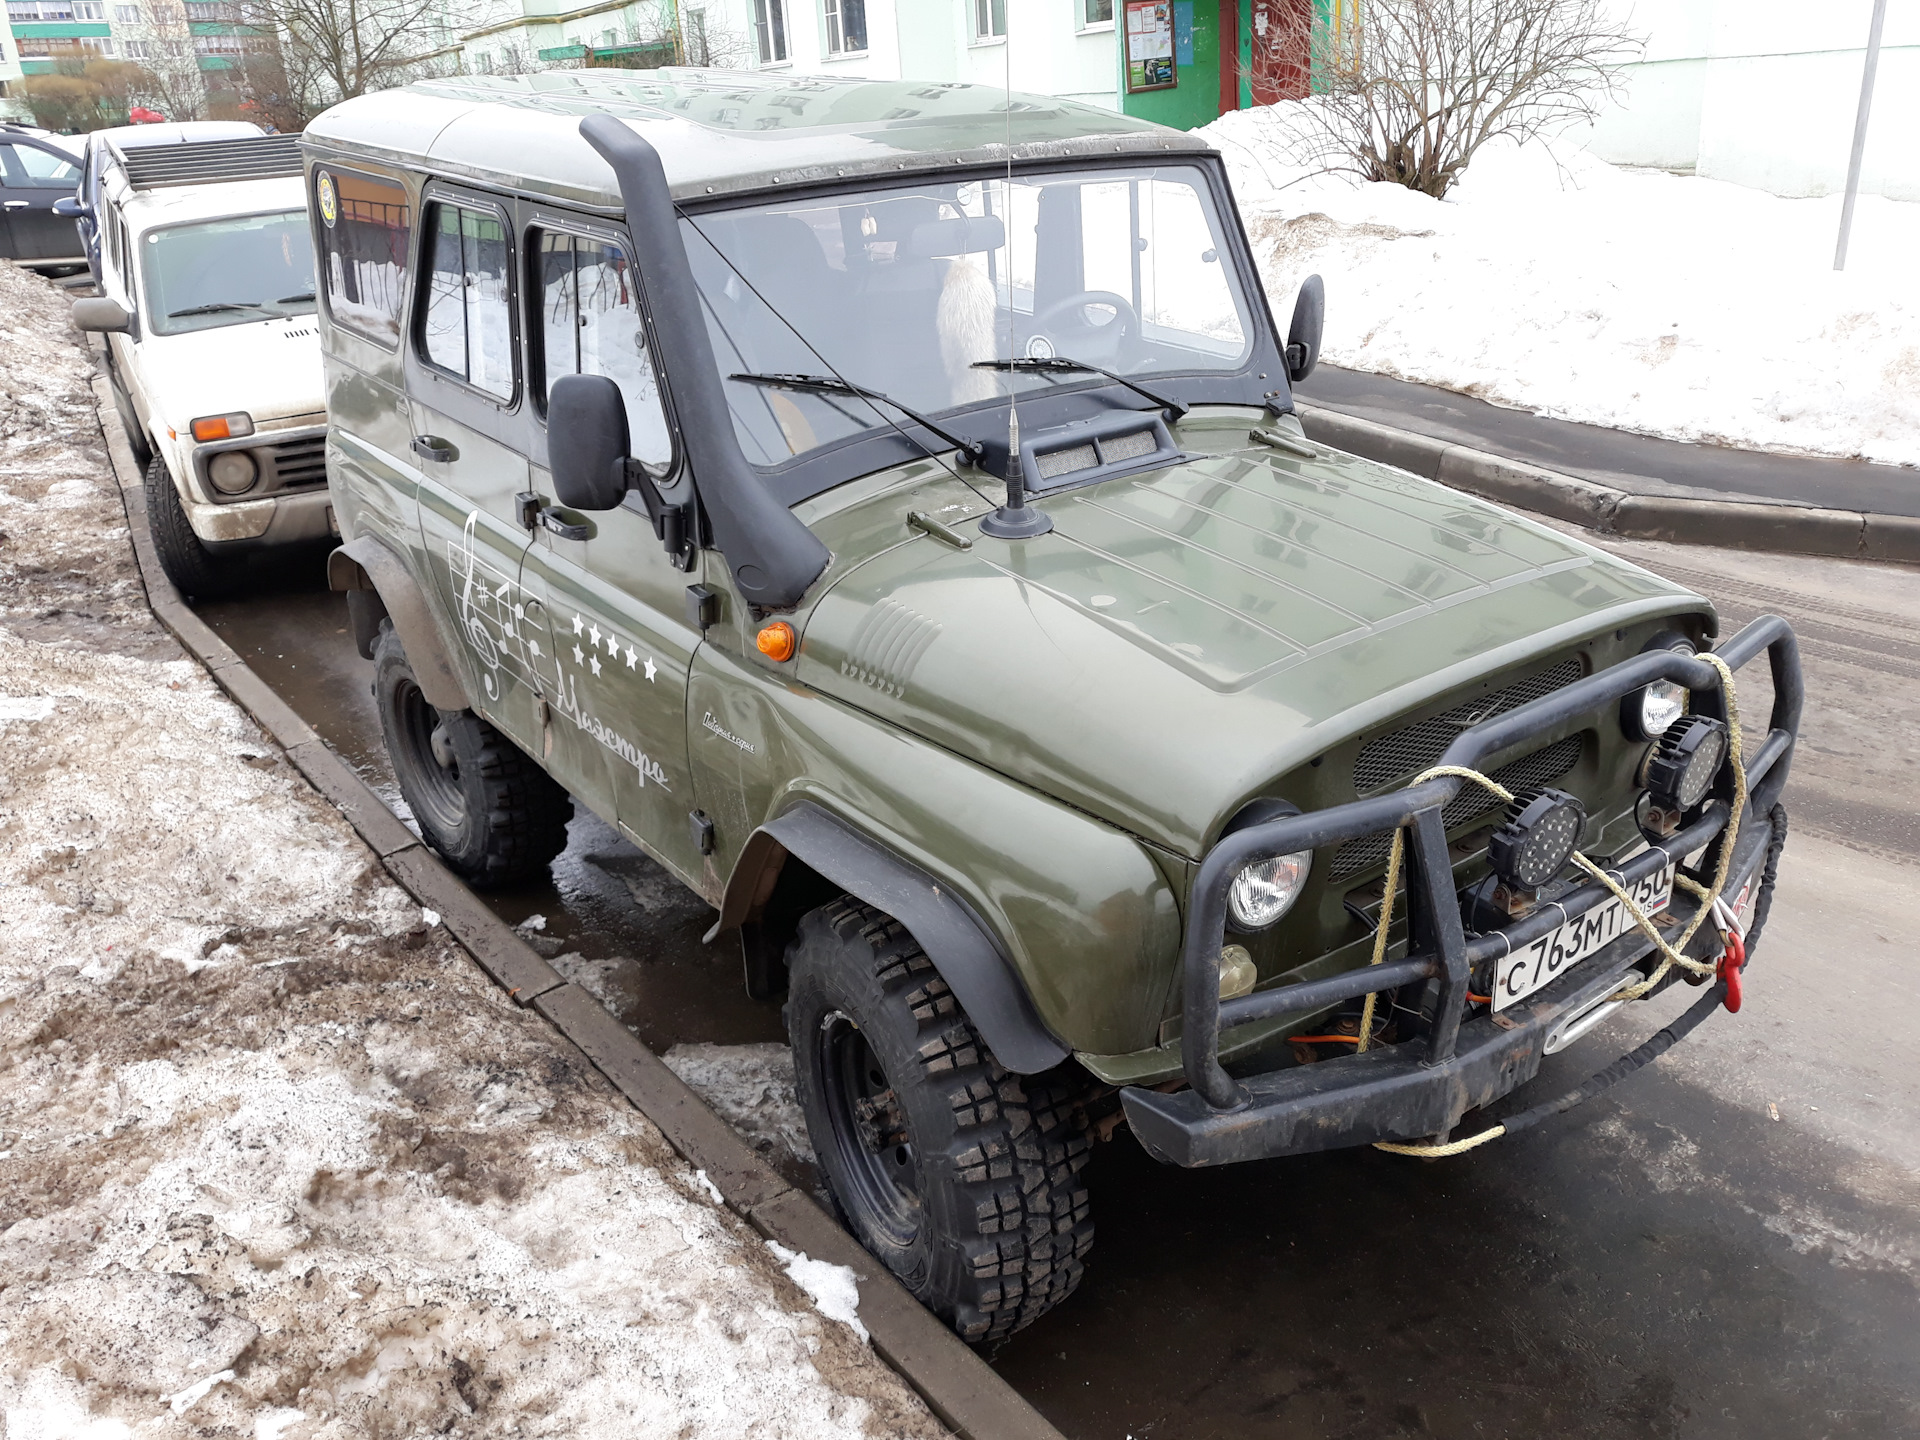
[114,4,140,20]
[972,0,1004,41]
[1080,0,1112,27]
[124,37,148,55]
[752,0,786,64]
[73,0,104,16]
[823,0,863,54]
[8,0,75,17]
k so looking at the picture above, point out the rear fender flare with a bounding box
[713,801,1071,1075]
[327,537,467,712]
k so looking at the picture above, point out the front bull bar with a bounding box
[1121,614,1802,1164]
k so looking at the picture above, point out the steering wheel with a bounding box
[1027,290,1139,367]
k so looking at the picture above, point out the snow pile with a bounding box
[0,260,942,1439]
[1203,104,1920,470]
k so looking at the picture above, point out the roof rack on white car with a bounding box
[114,132,303,193]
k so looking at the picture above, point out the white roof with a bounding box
[111,174,308,235]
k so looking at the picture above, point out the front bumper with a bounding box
[1120,614,1802,1167]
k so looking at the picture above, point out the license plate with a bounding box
[1493,864,1675,1011]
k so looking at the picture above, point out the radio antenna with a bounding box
[978,8,1053,540]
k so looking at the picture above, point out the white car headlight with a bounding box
[1227,850,1311,931]
[1635,678,1687,738]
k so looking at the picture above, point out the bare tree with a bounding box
[1289,0,1643,199]
[127,0,209,121]
[679,2,751,67]
[224,0,460,121]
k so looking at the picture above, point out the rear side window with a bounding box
[533,229,671,466]
[420,202,516,402]
[2,142,81,188]
[315,168,412,348]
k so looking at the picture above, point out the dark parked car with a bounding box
[0,124,84,270]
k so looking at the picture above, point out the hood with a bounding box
[143,314,324,432]
[796,444,1704,857]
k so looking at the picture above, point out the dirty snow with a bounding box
[768,1244,868,1345]
[1204,104,1920,471]
[664,1042,816,1168]
[0,261,943,1439]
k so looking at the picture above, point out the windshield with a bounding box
[683,164,1255,468]
[142,210,317,336]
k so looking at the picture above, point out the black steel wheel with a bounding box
[371,622,571,887]
[787,897,1095,1342]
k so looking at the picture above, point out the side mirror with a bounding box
[547,374,630,511]
[1285,273,1324,383]
[51,195,89,218]
[71,297,132,334]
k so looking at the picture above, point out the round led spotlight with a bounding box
[1227,849,1311,931]
[208,449,260,496]
[1487,787,1587,891]
[1645,715,1728,812]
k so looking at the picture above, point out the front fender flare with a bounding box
[713,801,1071,1075]
[327,537,467,712]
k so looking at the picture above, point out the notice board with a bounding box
[1126,0,1176,92]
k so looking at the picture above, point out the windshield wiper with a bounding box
[730,372,985,462]
[276,291,316,304]
[167,300,269,318]
[973,357,1188,421]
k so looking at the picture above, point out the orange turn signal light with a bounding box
[189,411,254,443]
[756,621,796,663]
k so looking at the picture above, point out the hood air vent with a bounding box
[978,409,1181,495]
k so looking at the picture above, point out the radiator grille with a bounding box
[1329,733,1585,882]
[1351,658,1584,795]
[263,435,328,490]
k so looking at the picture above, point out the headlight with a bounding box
[1227,850,1311,930]
[1623,636,1693,740]
[208,449,260,495]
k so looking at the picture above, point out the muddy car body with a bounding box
[305,71,1801,1340]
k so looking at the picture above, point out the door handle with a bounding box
[410,434,458,462]
[3,201,29,211]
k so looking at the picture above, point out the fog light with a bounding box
[1488,787,1587,890]
[207,449,259,496]
[1645,715,1728,812]
[1217,943,1257,1000]
[1227,850,1310,930]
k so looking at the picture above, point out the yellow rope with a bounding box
[1349,655,1748,1156]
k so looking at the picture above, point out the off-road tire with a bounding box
[786,898,1095,1342]
[111,378,152,470]
[143,452,239,599]
[372,621,571,886]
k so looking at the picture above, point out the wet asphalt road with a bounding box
[195,533,1920,1440]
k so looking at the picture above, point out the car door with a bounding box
[404,188,548,758]
[518,219,708,884]
[0,140,83,262]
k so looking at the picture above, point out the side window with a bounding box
[315,168,412,348]
[14,143,82,188]
[533,230,671,466]
[420,202,516,402]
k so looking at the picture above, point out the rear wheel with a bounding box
[143,453,239,599]
[372,622,571,887]
[786,898,1095,1342]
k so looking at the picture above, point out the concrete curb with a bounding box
[1296,402,1920,566]
[86,368,1061,1440]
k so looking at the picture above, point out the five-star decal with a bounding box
[558,615,660,684]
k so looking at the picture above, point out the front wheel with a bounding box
[372,622,571,887]
[143,453,238,599]
[786,898,1095,1342]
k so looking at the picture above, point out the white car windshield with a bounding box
[684,164,1254,468]
[143,210,316,335]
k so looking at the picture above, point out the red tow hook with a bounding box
[1710,895,1747,1013]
